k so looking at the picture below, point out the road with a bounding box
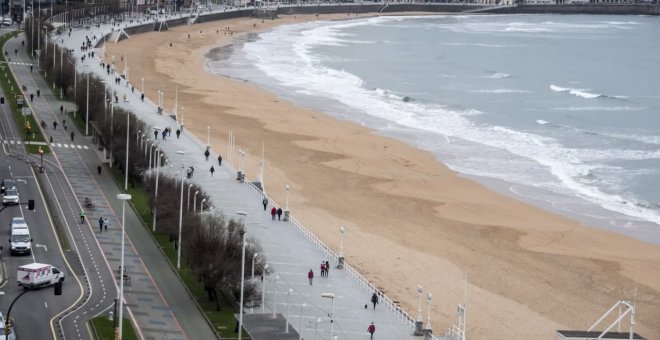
[0,55,83,339]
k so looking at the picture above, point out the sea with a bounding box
[205,14,660,245]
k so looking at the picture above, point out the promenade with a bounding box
[38,10,450,340]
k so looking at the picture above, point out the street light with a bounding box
[176,150,186,270]
[285,288,293,333]
[152,148,161,232]
[251,253,258,279]
[136,130,141,146]
[272,274,279,318]
[298,303,306,340]
[414,285,424,335]
[425,293,433,335]
[261,264,269,313]
[200,198,206,213]
[321,293,335,339]
[86,72,89,135]
[236,211,247,340]
[116,193,132,340]
[187,183,193,211]
[285,184,290,210]
[124,112,130,191]
[193,191,199,212]
[314,318,322,340]
[337,226,345,269]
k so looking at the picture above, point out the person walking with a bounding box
[262,197,268,211]
[36,89,40,97]
[53,121,57,129]
[104,217,109,231]
[98,216,104,233]
[371,292,379,310]
[210,166,215,176]
[307,269,314,285]
[71,131,75,142]
[204,148,210,161]
[154,130,158,139]
[277,207,283,221]
[271,207,277,220]
[176,129,181,139]
[80,209,86,223]
[320,262,326,278]
[141,93,145,102]
[217,155,222,166]
[367,322,376,339]
[325,261,330,277]
[97,164,102,175]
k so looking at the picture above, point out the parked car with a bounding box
[1,179,15,194]
[2,189,19,206]
[1,18,13,26]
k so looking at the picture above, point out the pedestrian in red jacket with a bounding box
[271,207,277,220]
[368,322,376,339]
[308,269,314,285]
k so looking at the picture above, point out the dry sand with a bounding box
[106,14,660,339]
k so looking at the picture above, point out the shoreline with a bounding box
[206,19,660,249]
[105,13,660,339]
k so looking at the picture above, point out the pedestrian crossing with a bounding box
[2,139,89,149]
[0,61,33,66]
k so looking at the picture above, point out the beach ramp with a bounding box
[108,29,130,43]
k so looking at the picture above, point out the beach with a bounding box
[105,14,660,339]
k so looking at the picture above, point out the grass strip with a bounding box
[0,31,50,154]
[90,316,138,340]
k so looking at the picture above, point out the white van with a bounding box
[9,217,32,255]
[17,263,64,289]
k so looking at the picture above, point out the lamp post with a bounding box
[149,143,157,169]
[337,226,345,269]
[272,274,279,318]
[236,211,247,340]
[193,191,199,212]
[116,193,132,340]
[298,303,306,340]
[285,289,293,333]
[38,147,44,173]
[414,285,424,335]
[314,318,322,340]
[187,184,193,211]
[284,184,290,221]
[251,253,258,279]
[176,150,186,270]
[321,293,335,339]
[124,113,130,191]
[200,198,206,213]
[425,293,433,336]
[86,72,89,135]
[152,147,161,232]
[261,264,268,313]
[136,131,141,146]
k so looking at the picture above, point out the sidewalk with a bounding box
[51,14,428,340]
[6,34,216,340]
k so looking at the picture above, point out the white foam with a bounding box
[536,120,550,125]
[471,89,530,94]
[238,17,660,231]
[488,72,511,79]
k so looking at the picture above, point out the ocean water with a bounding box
[206,14,660,245]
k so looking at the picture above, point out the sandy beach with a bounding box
[105,14,660,339]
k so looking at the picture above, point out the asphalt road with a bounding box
[0,72,83,338]
[1,33,121,340]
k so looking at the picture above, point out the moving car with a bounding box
[1,179,15,194]
[17,263,65,289]
[10,219,31,255]
[2,189,19,206]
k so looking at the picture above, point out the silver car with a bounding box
[1,179,15,194]
[2,189,19,205]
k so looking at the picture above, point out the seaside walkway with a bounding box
[50,12,435,340]
[6,34,217,339]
